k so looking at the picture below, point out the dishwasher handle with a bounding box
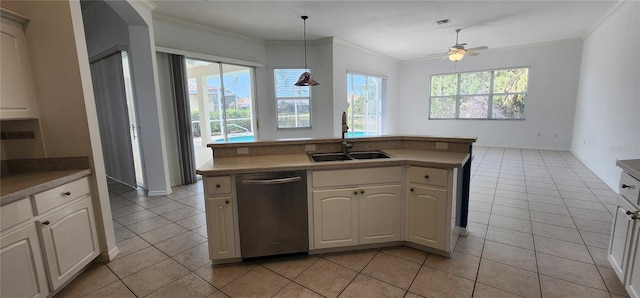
[241,176,302,185]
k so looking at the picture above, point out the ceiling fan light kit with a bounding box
[295,16,319,86]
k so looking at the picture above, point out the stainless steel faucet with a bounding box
[341,111,352,154]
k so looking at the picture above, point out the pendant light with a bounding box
[295,16,319,86]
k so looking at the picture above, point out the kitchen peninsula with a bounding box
[196,136,475,263]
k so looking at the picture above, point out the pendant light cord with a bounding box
[303,16,308,69]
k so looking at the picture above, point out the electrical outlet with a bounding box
[237,147,249,155]
[305,144,317,152]
[435,142,448,150]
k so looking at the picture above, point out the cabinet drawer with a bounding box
[1,198,33,231]
[408,167,448,187]
[312,167,402,188]
[206,176,232,195]
[33,177,90,214]
[620,173,640,205]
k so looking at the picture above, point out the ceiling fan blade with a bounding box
[425,52,449,59]
[466,51,480,56]
[466,46,488,51]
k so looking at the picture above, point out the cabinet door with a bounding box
[312,189,359,249]
[359,185,402,244]
[1,223,49,298]
[39,196,99,290]
[0,20,38,119]
[206,197,239,260]
[626,220,640,298]
[608,197,637,281]
[407,185,447,250]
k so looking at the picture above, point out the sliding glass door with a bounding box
[185,59,256,167]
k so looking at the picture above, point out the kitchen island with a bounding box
[196,135,475,263]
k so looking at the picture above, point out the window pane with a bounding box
[493,68,528,93]
[347,73,383,136]
[492,94,525,119]
[430,97,456,118]
[430,74,457,96]
[459,96,488,118]
[277,99,310,128]
[222,64,253,138]
[275,69,311,128]
[460,71,490,95]
[274,69,310,98]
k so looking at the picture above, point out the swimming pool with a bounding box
[213,131,376,143]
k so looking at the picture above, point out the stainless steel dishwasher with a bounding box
[235,170,308,258]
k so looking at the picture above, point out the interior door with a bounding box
[90,52,137,188]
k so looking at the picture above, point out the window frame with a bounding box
[273,67,312,130]
[429,66,529,120]
[346,70,386,137]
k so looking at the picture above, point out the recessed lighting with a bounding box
[436,19,449,25]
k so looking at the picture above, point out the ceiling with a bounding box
[151,1,617,61]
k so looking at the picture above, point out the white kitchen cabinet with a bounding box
[206,196,239,260]
[608,162,640,298]
[407,185,447,250]
[312,188,359,249]
[0,10,39,120]
[311,167,403,250]
[0,222,49,298]
[39,196,99,290]
[406,166,457,254]
[0,175,97,296]
[203,176,240,261]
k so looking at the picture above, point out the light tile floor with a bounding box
[56,147,629,297]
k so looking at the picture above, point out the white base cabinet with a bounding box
[0,176,98,296]
[311,167,403,250]
[203,176,241,261]
[608,165,640,298]
[0,223,49,298]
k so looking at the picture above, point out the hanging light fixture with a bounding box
[295,16,319,86]
[448,50,465,61]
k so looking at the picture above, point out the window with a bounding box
[346,72,385,137]
[185,59,256,147]
[274,68,311,129]
[429,67,529,119]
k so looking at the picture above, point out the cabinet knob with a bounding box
[627,210,634,215]
[633,215,639,220]
[354,191,358,195]
[622,184,635,189]
[62,191,71,196]
[216,184,221,188]
[225,200,230,204]
[410,188,414,192]
[42,220,50,225]
[424,175,429,179]
[360,190,364,194]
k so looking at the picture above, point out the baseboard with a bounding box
[455,226,469,237]
[97,246,120,262]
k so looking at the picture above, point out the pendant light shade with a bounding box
[295,16,319,86]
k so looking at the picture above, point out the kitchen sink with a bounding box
[309,152,353,162]
[309,151,392,162]
[348,151,392,160]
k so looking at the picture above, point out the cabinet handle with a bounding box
[42,220,50,225]
[410,188,414,192]
[360,190,364,194]
[62,191,71,196]
[216,184,221,188]
[622,184,635,189]
[353,191,358,195]
[225,200,230,204]
[627,210,634,215]
[424,175,429,179]
[633,215,639,220]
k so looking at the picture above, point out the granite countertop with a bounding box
[1,157,91,205]
[617,159,640,181]
[196,149,470,176]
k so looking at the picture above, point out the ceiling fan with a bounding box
[432,29,488,61]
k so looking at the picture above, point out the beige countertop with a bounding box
[1,169,91,205]
[196,149,470,176]
[618,159,640,181]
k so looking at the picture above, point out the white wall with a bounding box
[332,38,401,136]
[398,39,584,150]
[80,0,129,56]
[571,1,640,190]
